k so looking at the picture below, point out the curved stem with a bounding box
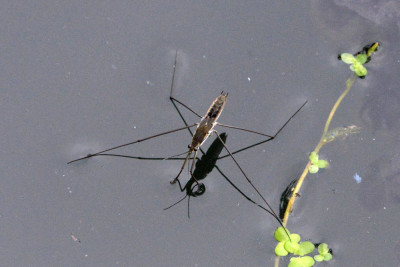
[274,74,356,267]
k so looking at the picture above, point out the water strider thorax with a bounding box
[189,92,228,150]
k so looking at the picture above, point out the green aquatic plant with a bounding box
[289,256,315,267]
[314,243,333,262]
[339,42,379,78]
[274,42,379,267]
[274,227,329,266]
[339,53,368,77]
[308,151,328,174]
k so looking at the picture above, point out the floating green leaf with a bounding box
[339,53,354,64]
[309,165,319,174]
[318,243,329,255]
[290,233,301,243]
[355,54,367,64]
[313,243,333,262]
[317,160,328,169]
[351,61,367,77]
[294,241,315,256]
[323,253,333,261]
[339,49,369,77]
[274,227,290,242]
[275,242,288,256]
[284,240,300,253]
[289,256,315,267]
[314,254,324,262]
[309,152,319,164]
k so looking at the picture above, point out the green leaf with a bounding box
[290,233,301,243]
[289,256,315,267]
[340,53,355,64]
[309,152,319,164]
[354,64,367,77]
[274,227,290,242]
[355,54,367,64]
[295,241,315,256]
[309,164,319,174]
[318,243,329,255]
[284,240,300,253]
[275,242,288,256]
[323,253,333,261]
[314,255,324,262]
[317,159,328,168]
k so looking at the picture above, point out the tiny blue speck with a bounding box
[353,173,362,184]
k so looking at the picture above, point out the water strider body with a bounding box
[170,92,228,185]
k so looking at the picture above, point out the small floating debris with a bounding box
[71,234,81,243]
[353,173,362,184]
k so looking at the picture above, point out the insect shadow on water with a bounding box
[68,51,307,235]
[163,132,227,218]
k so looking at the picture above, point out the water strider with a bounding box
[68,51,306,235]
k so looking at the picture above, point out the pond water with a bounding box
[1,1,399,266]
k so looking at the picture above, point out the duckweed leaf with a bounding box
[317,160,328,168]
[309,165,319,174]
[318,243,329,255]
[274,227,291,242]
[314,255,324,262]
[309,152,319,164]
[354,63,367,77]
[355,54,367,64]
[289,256,315,267]
[340,53,355,64]
[284,240,300,253]
[323,253,333,261]
[275,242,288,256]
[290,233,301,243]
[294,241,315,256]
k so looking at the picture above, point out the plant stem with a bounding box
[274,73,356,267]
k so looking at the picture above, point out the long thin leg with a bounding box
[213,129,289,236]
[90,154,183,160]
[188,149,200,184]
[216,123,273,138]
[169,51,202,119]
[217,101,307,138]
[170,97,202,119]
[213,164,278,219]
[216,101,308,159]
[217,138,273,160]
[271,100,308,138]
[67,123,197,164]
[170,150,192,184]
[213,130,279,218]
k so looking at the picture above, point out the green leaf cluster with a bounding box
[314,243,333,262]
[274,227,316,266]
[308,152,328,174]
[339,53,368,77]
[274,227,332,266]
[338,42,379,78]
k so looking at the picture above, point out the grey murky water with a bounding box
[1,1,399,266]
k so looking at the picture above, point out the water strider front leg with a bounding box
[170,149,192,184]
[188,149,200,185]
